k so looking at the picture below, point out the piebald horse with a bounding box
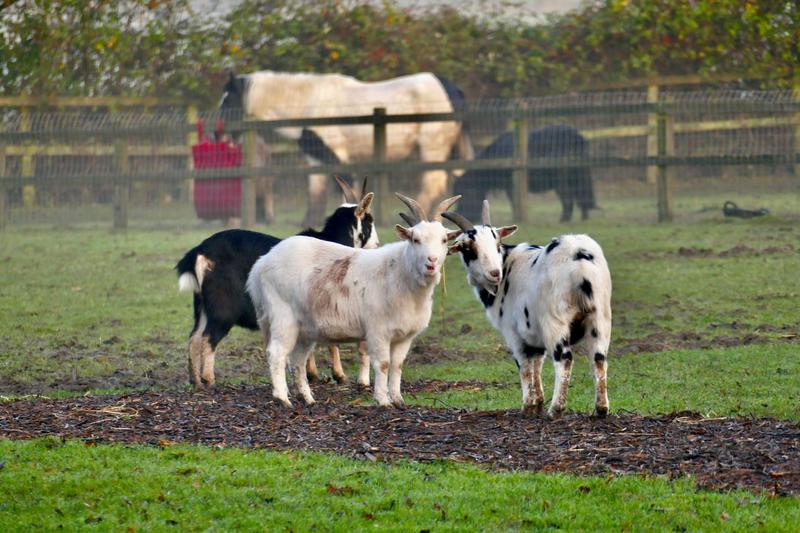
[221,71,473,226]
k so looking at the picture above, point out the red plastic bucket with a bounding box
[191,119,243,220]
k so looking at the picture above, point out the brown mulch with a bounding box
[2,381,800,496]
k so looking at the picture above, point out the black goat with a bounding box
[176,177,377,389]
[454,125,596,222]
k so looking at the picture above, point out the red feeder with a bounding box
[191,118,243,220]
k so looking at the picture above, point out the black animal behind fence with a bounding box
[454,125,596,222]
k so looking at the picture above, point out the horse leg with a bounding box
[257,175,275,224]
[556,184,574,222]
[303,172,327,227]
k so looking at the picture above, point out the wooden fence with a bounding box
[1,82,799,229]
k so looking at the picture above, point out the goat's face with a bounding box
[354,211,379,249]
[442,202,517,294]
[396,221,461,281]
[352,191,378,249]
[451,225,516,293]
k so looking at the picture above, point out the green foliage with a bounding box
[1,0,796,101]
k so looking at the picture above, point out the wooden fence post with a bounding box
[241,129,258,228]
[113,140,130,231]
[20,106,35,208]
[0,144,7,230]
[183,104,198,204]
[646,84,659,184]
[656,110,674,222]
[794,80,800,178]
[512,113,529,223]
[372,107,389,226]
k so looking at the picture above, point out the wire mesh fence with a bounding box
[0,89,797,231]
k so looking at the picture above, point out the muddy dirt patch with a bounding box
[2,382,799,495]
[645,243,797,260]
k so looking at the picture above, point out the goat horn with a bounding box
[481,200,491,226]
[431,195,462,222]
[333,175,358,204]
[441,211,474,232]
[398,212,418,227]
[395,192,427,222]
[360,177,369,200]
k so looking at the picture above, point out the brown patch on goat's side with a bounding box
[310,256,353,307]
[329,257,351,284]
[380,361,389,373]
[310,287,333,315]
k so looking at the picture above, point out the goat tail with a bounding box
[175,247,200,293]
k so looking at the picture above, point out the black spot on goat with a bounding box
[580,279,593,299]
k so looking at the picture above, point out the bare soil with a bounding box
[2,381,799,495]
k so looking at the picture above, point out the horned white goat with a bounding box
[246,193,462,407]
[444,201,612,418]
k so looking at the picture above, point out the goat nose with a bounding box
[427,256,438,263]
[489,269,501,279]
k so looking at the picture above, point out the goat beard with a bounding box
[471,272,498,296]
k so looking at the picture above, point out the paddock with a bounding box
[1,82,799,529]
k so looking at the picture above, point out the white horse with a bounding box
[221,71,473,226]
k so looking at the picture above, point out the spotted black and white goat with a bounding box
[444,201,612,418]
[175,177,378,389]
[246,193,462,408]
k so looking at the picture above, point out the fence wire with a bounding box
[0,90,797,229]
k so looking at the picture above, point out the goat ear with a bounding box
[497,225,518,240]
[355,192,374,218]
[447,242,462,256]
[446,229,462,241]
[395,224,412,241]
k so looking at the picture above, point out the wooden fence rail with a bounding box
[1,95,799,229]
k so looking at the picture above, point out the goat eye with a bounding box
[412,237,420,244]
[442,237,447,244]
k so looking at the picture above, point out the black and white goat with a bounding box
[246,194,462,408]
[444,201,612,418]
[175,177,378,389]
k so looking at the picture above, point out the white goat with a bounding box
[444,201,612,418]
[246,193,462,407]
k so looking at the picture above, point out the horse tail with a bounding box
[435,74,475,166]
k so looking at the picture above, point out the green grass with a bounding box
[2,439,799,532]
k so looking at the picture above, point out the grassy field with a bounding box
[1,188,799,529]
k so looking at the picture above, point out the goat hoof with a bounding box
[593,406,609,418]
[306,372,319,383]
[521,403,543,417]
[333,373,349,385]
[274,396,293,408]
[357,380,370,390]
[391,399,406,409]
[546,408,564,420]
